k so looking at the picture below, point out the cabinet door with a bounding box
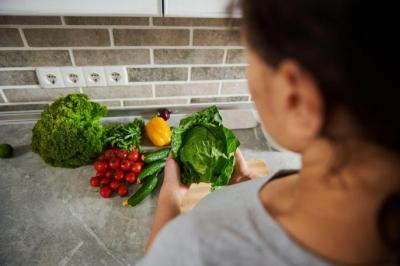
[0,0,162,16]
[164,0,240,18]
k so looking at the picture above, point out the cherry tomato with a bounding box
[100,177,111,186]
[96,171,103,177]
[125,172,137,184]
[117,185,129,197]
[114,170,124,181]
[105,170,114,179]
[120,159,131,171]
[131,163,143,174]
[109,158,121,170]
[110,180,120,191]
[117,149,129,159]
[90,176,100,187]
[104,149,115,160]
[100,186,112,198]
[94,161,108,173]
[128,151,140,162]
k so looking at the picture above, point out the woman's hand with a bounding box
[159,154,189,206]
[145,154,188,253]
[229,149,256,184]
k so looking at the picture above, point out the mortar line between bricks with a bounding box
[222,48,228,64]
[0,24,240,30]
[68,49,76,66]
[0,64,246,70]
[189,29,194,46]
[17,28,29,47]
[0,95,200,105]
[0,85,41,89]
[0,89,9,103]
[187,66,192,81]
[0,46,244,51]
[156,92,221,98]
[0,67,36,71]
[152,83,155,97]
[122,102,192,108]
[0,80,247,90]
[108,28,114,47]
[218,81,222,95]
[149,48,154,64]
[124,63,247,68]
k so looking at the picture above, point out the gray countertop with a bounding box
[0,110,301,266]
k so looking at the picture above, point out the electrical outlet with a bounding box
[104,66,128,86]
[83,67,107,87]
[60,67,86,87]
[36,67,65,88]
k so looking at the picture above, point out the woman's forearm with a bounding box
[144,191,182,253]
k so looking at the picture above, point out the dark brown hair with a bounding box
[239,0,400,262]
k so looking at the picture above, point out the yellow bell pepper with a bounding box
[145,117,171,147]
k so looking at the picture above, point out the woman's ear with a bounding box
[273,60,324,152]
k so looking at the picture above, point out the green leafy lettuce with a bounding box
[171,106,240,189]
[31,93,107,168]
[104,118,145,151]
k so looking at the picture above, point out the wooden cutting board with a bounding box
[180,160,269,212]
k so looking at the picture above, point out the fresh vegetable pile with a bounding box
[89,146,170,206]
[31,96,240,206]
[171,106,240,189]
[90,148,145,198]
[31,93,107,168]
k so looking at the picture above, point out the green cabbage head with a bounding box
[31,93,107,168]
[171,106,240,189]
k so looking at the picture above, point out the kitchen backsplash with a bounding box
[0,16,249,112]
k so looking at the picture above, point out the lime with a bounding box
[0,143,13,158]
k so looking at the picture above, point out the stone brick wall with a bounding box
[0,16,249,112]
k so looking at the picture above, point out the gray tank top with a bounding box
[138,172,331,266]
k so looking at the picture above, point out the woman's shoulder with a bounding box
[139,173,330,266]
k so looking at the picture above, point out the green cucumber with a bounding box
[126,174,159,207]
[143,148,170,163]
[138,160,166,181]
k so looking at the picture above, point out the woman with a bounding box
[139,0,399,265]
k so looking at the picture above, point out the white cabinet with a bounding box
[164,0,240,18]
[0,0,162,16]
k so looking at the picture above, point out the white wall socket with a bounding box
[60,67,86,87]
[104,66,128,86]
[83,66,107,87]
[37,66,128,88]
[36,67,65,88]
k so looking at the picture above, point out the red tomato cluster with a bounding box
[90,148,144,198]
